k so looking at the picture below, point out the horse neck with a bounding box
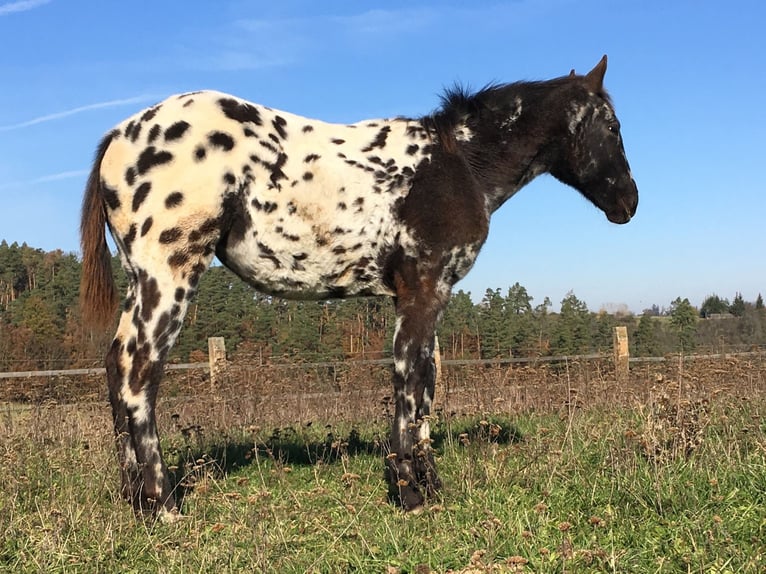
[453,92,563,214]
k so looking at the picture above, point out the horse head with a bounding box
[551,55,638,224]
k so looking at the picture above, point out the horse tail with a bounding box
[80,132,119,330]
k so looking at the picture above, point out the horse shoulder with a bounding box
[401,150,489,251]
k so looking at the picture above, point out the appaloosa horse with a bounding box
[80,55,637,520]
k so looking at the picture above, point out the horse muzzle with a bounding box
[606,179,638,224]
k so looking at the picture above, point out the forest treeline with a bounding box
[1,240,765,371]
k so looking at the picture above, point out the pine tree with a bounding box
[634,312,660,356]
[669,297,697,352]
[478,288,507,358]
[505,282,534,356]
[700,294,730,318]
[552,291,591,355]
[730,292,746,317]
[532,296,552,355]
[439,290,480,359]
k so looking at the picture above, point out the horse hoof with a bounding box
[158,507,185,524]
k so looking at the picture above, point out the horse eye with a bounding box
[608,122,620,134]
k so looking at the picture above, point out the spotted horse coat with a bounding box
[80,55,638,520]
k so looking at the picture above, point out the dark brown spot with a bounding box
[140,217,153,237]
[406,144,419,155]
[137,146,173,175]
[164,120,191,142]
[123,224,137,254]
[102,184,121,210]
[302,171,314,181]
[223,172,236,185]
[140,106,160,123]
[258,242,282,268]
[199,217,219,235]
[132,182,151,212]
[331,138,345,145]
[272,116,288,139]
[302,125,314,133]
[165,192,184,208]
[159,228,183,243]
[259,140,278,154]
[194,146,206,161]
[304,153,321,163]
[139,271,160,322]
[124,120,137,141]
[168,251,189,268]
[264,152,288,188]
[188,263,206,288]
[174,287,185,301]
[218,97,263,125]
[147,124,162,144]
[125,167,136,186]
[208,131,235,151]
[219,192,251,246]
[361,125,390,152]
[131,120,145,142]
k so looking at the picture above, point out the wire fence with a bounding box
[2,349,765,380]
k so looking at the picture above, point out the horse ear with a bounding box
[584,54,608,91]
[569,69,576,77]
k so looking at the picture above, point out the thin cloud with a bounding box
[201,9,435,73]
[0,94,159,132]
[0,169,88,190]
[0,0,51,16]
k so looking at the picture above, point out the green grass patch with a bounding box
[1,397,765,572]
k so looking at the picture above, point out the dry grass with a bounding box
[1,355,765,572]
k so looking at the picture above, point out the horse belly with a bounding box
[220,216,395,299]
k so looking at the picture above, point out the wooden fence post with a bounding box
[208,336,227,387]
[613,326,629,381]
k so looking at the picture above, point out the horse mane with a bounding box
[423,75,612,152]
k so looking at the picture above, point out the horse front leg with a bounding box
[387,296,444,511]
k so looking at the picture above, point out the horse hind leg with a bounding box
[105,284,141,505]
[107,267,199,520]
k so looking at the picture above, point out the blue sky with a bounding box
[0,0,764,313]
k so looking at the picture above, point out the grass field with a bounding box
[1,358,765,573]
